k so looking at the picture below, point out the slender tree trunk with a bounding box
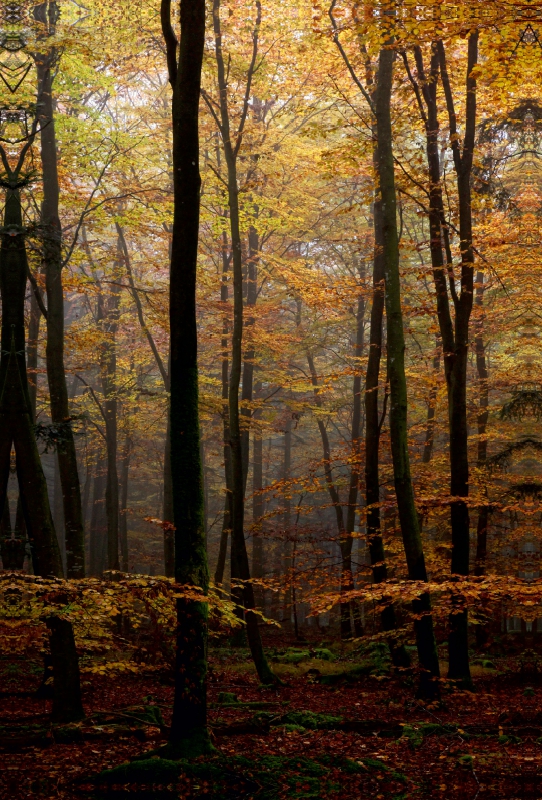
[282,416,292,624]
[119,435,131,572]
[363,128,409,664]
[306,354,352,637]
[89,459,106,576]
[115,222,171,575]
[252,382,263,607]
[212,0,277,685]
[162,0,212,754]
[214,231,232,586]
[27,279,41,416]
[35,31,85,578]
[345,281,365,637]
[375,44,439,697]
[422,342,441,465]
[97,281,120,572]
[53,453,66,570]
[474,271,489,576]
[474,272,489,647]
[241,225,259,492]
[438,36,478,687]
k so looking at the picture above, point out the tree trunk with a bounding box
[115,221,171,575]
[46,615,84,723]
[214,231,232,586]
[252,383,263,608]
[119,435,131,572]
[0,185,62,578]
[240,225,259,492]
[163,415,174,576]
[375,44,439,697]
[438,36,478,687]
[212,0,277,685]
[282,416,292,625]
[345,280,366,638]
[474,272,489,647]
[89,458,106,577]
[162,0,212,754]
[474,271,489,576]
[306,353,353,638]
[97,282,120,572]
[35,26,85,578]
[422,342,441,465]
[53,452,66,570]
[27,276,41,417]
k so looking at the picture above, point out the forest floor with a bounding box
[2,632,540,799]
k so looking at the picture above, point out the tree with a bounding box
[161,0,212,756]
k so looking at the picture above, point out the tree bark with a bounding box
[241,225,259,492]
[375,44,439,696]
[211,0,277,685]
[252,382,263,607]
[89,457,107,577]
[119,435,131,573]
[162,0,212,754]
[97,283,120,572]
[35,19,85,578]
[0,185,62,578]
[345,282,365,637]
[47,615,84,723]
[214,231,232,586]
[163,415,174,576]
[437,36,478,686]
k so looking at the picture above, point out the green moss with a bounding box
[53,724,83,744]
[274,647,337,665]
[498,734,521,745]
[217,691,239,703]
[399,722,456,749]
[279,710,343,730]
[96,751,372,798]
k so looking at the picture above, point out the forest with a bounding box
[1,0,541,797]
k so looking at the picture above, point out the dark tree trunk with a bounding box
[240,225,259,493]
[306,353,353,639]
[35,22,85,578]
[97,284,120,572]
[438,36,479,687]
[214,231,232,587]
[345,281,365,638]
[375,44,439,697]
[89,458,106,577]
[474,271,489,576]
[163,415,174,576]
[282,416,292,625]
[252,383,263,607]
[46,615,84,723]
[0,186,62,578]
[212,0,277,685]
[474,272,489,647]
[27,276,41,416]
[119,435,131,573]
[422,342,441,465]
[161,0,212,754]
[115,222,171,575]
